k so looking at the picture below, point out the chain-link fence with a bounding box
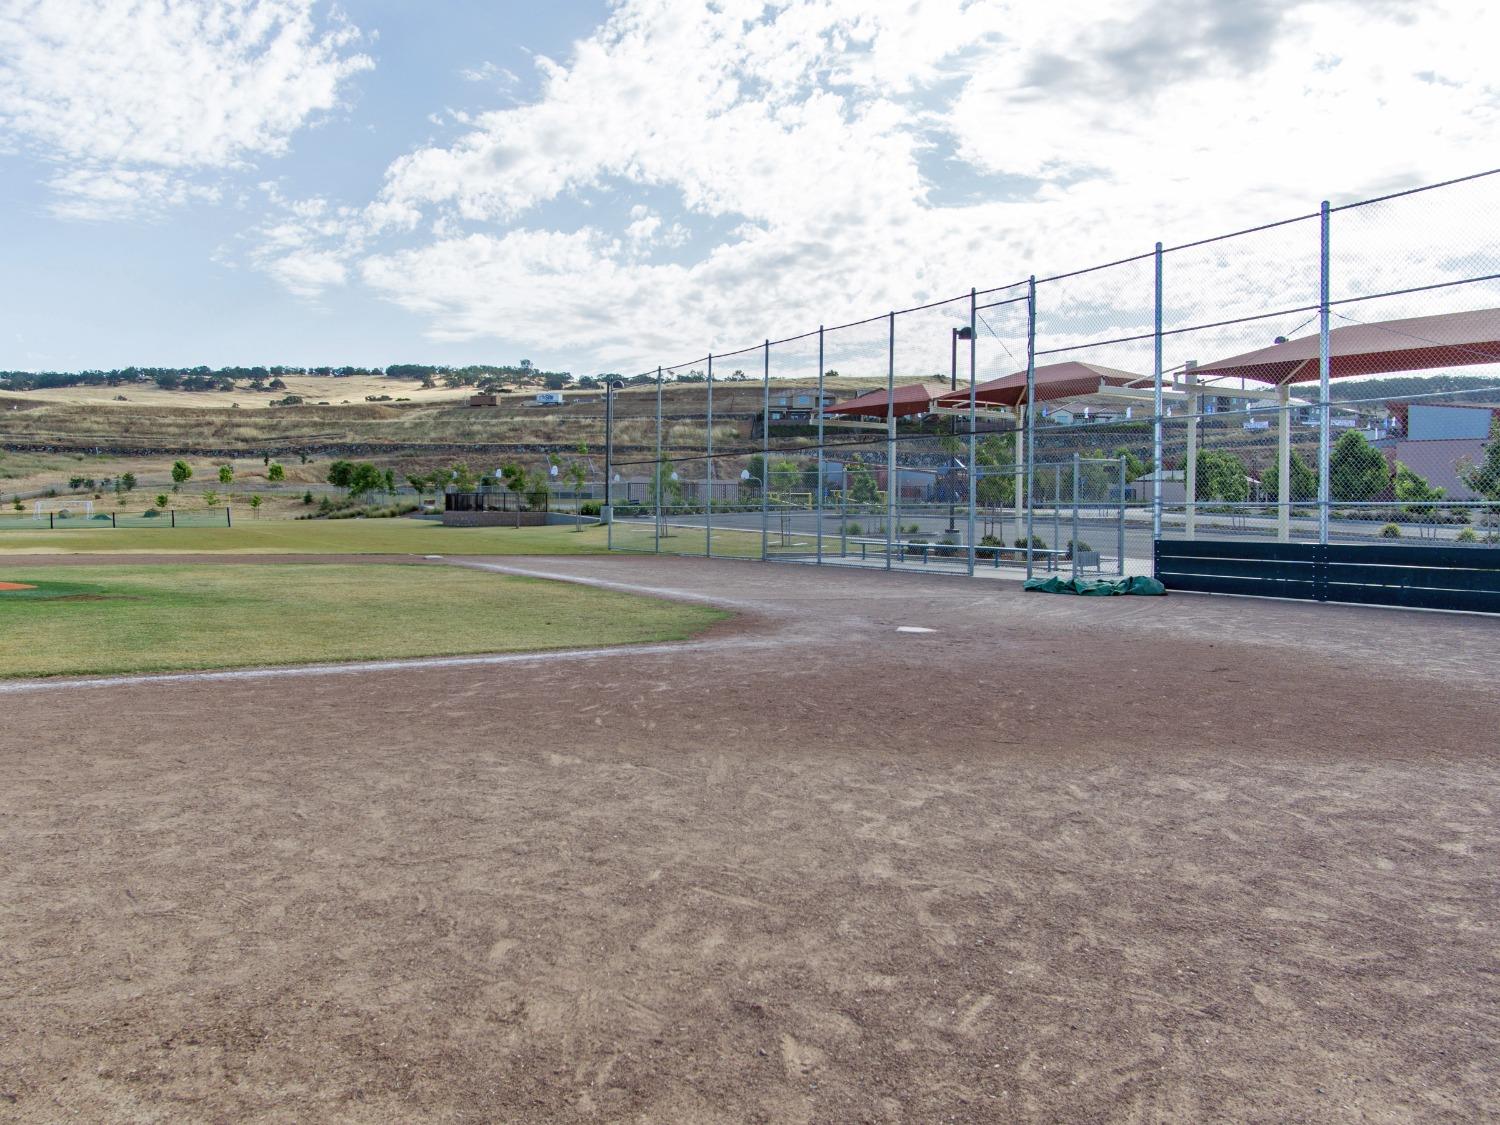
[607,170,1500,578]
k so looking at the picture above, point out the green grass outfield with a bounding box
[0,563,728,678]
[0,519,611,555]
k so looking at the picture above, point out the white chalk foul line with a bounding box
[449,559,764,610]
[0,636,756,696]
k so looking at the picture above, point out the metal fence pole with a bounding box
[1071,453,1080,580]
[1052,466,1060,569]
[705,352,713,558]
[1118,455,1127,575]
[1318,199,1332,545]
[886,311,895,571]
[1024,277,1037,579]
[1152,241,1164,546]
[655,366,663,554]
[967,288,978,577]
[816,325,825,565]
[762,340,770,561]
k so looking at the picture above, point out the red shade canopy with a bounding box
[822,382,948,419]
[932,361,1144,410]
[1192,307,1500,385]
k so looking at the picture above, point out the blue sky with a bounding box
[1,0,1496,376]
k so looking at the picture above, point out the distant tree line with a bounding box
[1327,373,1500,402]
[0,359,572,393]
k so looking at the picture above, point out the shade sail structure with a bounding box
[931,361,1145,410]
[821,382,949,419]
[1192,307,1500,385]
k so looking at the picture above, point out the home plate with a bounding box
[896,626,936,634]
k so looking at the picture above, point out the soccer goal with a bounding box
[33,499,92,520]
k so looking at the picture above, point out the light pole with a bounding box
[603,378,624,514]
[948,324,974,533]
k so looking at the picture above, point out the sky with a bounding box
[1,0,1497,377]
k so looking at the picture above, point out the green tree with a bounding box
[69,475,85,490]
[171,460,192,492]
[1461,418,1500,501]
[302,490,314,505]
[1111,446,1148,482]
[327,460,355,490]
[1328,430,1389,502]
[382,468,396,494]
[975,433,1017,526]
[1262,449,1319,502]
[267,462,285,482]
[447,462,477,492]
[744,454,767,493]
[1392,461,1444,513]
[119,471,137,492]
[649,460,685,508]
[1194,449,1249,502]
[348,463,384,498]
[846,461,879,505]
[154,494,169,510]
[203,489,219,507]
[250,494,263,516]
[769,458,802,495]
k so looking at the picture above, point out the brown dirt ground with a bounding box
[1,554,1497,1123]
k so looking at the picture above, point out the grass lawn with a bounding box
[0,518,611,555]
[0,563,728,678]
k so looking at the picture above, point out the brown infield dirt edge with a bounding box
[0,553,1497,1124]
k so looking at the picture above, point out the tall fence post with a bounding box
[886,311,896,571]
[705,352,713,558]
[816,326,825,565]
[967,288,978,577]
[762,340,770,561]
[655,366,663,553]
[1318,199,1332,545]
[1152,241,1164,546]
[1071,453,1080,580]
[1024,277,1037,579]
[1117,455,1127,575]
[1183,363,1198,539]
[225,505,231,528]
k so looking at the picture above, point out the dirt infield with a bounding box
[2,555,1498,1123]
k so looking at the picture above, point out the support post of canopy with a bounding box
[1277,383,1291,542]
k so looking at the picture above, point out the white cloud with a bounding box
[0,0,372,218]
[290,0,1499,372]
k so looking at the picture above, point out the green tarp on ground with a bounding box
[1023,575,1167,596]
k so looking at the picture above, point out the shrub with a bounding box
[1457,527,1479,543]
[579,501,602,517]
[1067,539,1094,557]
[843,521,862,535]
[1015,535,1048,550]
[302,490,314,504]
[1379,523,1402,538]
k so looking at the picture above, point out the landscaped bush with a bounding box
[1015,535,1048,550]
[1380,523,1402,538]
[579,501,602,517]
[843,521,862,535]
[1457,527,1478,543]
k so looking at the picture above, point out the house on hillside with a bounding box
[1374,400,1500,499]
